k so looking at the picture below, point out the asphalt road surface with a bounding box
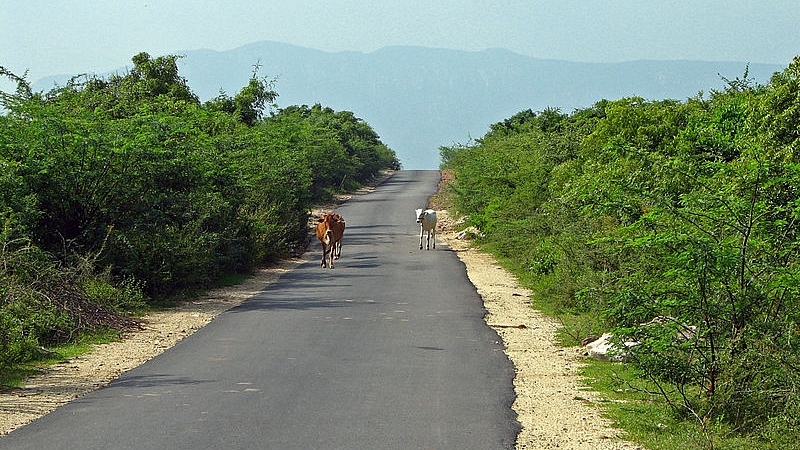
[2,170,520,449]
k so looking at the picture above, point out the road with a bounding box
[1,170,520,449]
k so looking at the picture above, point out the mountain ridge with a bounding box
[34,41,784,169]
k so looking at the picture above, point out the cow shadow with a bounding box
[232,296,358,312]
[105,374,214,390]
[228,268,374,312]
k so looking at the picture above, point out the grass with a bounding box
[0,328,120,389]
[578,359,787,450]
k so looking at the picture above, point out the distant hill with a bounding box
[35,41,783,169]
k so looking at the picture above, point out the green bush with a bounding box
[442,58,800,444]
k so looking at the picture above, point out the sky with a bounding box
[2,0,799,88]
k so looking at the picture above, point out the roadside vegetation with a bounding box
[440,57,800,449]
[0,53,399,382]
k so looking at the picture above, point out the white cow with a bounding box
[415,208,437,250]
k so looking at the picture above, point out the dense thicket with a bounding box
[442,57,800,445]
[0,53,398,372]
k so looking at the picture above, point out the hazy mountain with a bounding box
[35,41,783,169]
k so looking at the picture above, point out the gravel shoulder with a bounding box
[0,173,641,449]
[437,211,640,449]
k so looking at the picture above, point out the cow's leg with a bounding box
[329,244,335,268]
[419,225,424,250]
[320,242,328,267]
[431,228,436,249]
[334,238,342,259]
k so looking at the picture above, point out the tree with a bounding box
[205,63,278,126]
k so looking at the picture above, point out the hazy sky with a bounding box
[2,0,799,86]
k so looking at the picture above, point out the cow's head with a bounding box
[415,208,424,223]
[318,213,336,237]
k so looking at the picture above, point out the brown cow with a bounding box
[316,212,346,268]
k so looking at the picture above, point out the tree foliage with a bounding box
[442,57,800,445]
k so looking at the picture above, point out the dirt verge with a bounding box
[437,210,640,449]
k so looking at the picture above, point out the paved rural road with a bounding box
[2,170,520,449]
